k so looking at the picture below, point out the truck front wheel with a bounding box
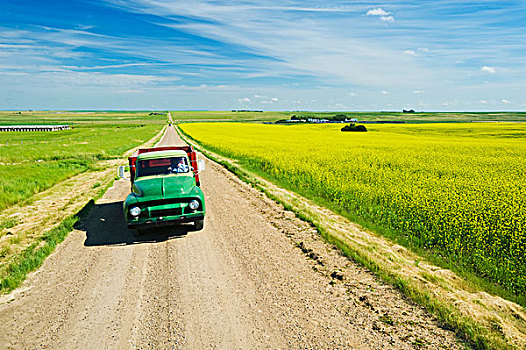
[194,219,204,230]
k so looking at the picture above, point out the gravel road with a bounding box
[0,126,464,349]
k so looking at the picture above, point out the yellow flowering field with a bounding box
[180,122,526,296]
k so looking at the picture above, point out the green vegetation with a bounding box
[169,110,291,122]
[0,215,78,293]
[0,111,165,211]
[179,122,526,302]
[0,110,166,126]
[341,123,367,132]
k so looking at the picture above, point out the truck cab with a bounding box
[119,146,205,233]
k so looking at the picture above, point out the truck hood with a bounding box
[134,176,196,198]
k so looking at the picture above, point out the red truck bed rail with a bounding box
[128,146,201,186]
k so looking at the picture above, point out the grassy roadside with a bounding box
[0,184,109,294]
[175,125,526,350]
[0,123,166,295]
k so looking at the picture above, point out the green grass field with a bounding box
[169,110,290,122]
[0,111,165,211]
[180,122,526,301]
[0,110,167,126]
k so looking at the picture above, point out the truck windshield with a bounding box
[136,157,190,177]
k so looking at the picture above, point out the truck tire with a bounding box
[194,219,204,231]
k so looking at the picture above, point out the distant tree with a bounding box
[331,114,347,121]
[341,123,367,132]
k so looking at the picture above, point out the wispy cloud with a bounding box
[366,8,391,16]
[481,66,496,74]
[366,7,394,22]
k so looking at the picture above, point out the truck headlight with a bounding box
[189,200,199,210]
[129,206,141,217]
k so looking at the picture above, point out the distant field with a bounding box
[0,111,165,211]
[291,111,526,123]
[170,110,290,122]
[4,110,526,124]
[167,110,526,123]
[0,110,167,126]
[180,122,526,299]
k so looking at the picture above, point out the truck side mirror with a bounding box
[197,159,206,173]
[118,165,131,181]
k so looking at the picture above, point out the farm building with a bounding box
[0,125,70,132]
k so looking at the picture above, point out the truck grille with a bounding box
[150,208,183,217]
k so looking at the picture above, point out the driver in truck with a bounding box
[170,157,189,173]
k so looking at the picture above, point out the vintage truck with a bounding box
[118,146,205,233]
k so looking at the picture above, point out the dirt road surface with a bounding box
[0,126,463,349]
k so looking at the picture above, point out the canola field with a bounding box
[180,122,526,296]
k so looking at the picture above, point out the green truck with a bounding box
[119,146,205,234]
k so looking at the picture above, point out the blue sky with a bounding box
[1,0,525,111]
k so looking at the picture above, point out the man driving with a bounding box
[170,157,189,173]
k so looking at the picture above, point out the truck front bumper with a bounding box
[127,213,204,229]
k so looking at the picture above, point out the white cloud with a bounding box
[119,89,146,93]
[238,97,251,102]
[366,8,391,16]
[149,84,237,91]
[481,66,496,74]
[480,100,488,104]
[381,90,390,95]
[349,92,357,96]
[271,97,278,101]
[502,99,511,104]
[417,48,430,52]
[403,50,416,56]
[77,25,95,31]
[413,90,424,94]
[366,8,394,22]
